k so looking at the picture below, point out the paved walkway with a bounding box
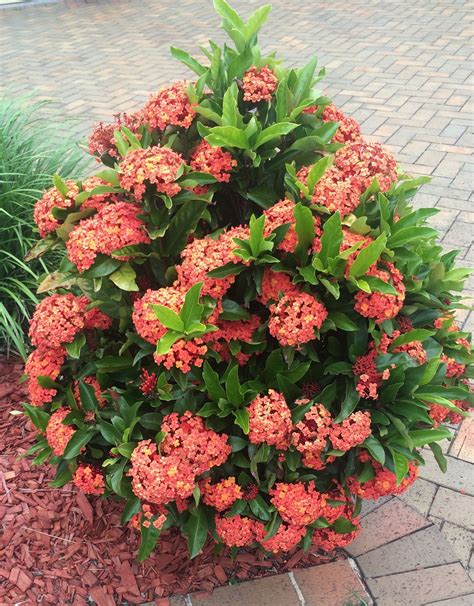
[0,1,473,604]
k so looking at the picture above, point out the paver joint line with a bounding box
[287,571,306,606]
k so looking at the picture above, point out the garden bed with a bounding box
[0,357,338,605]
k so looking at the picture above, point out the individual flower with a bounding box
[132,286,185,344]
[259,268,299,305]
[347,451,418,499]
[329,411,372,451]
[29,294,89,349]
[263,198,322,254]
[270,482,327,526]
[215,514,256,548]
[200,476,242,512]
[142,82,195,131]
[45,408,75,456]
[256,522,306,554]
[25,347,66,407]
[160,411,231,475]
[73,464,105,495]
[334,141,398,193]
[33,181,79,237]
[139,369,157,396]
[305,104,362,144]
[268,291,327,347]
[248,389,292,450]
[118,146,184,200]
[242,66,278,102]
[354,262,405,324]
[67,201,150,273]
[190,140,237,182]
[154,337,208,373]
[291,403,333,469]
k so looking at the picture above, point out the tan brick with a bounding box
[367,563,474,606]
[292,560,369,606]
[431,488,474,531]
[191,573,298,606]
[398,477,437,516]
[425,596,474,605]
[450,417,474,463]
[442,522,474,566]
[346,498,429,557]
[419,451,474,495]
[357,525,458,578]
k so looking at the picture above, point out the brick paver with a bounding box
[0,1,472,604]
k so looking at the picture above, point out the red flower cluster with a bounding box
[347,452,418,499]
[200,476,242,511]
[118,146,184,200]
[270,481,326,526]
[334,141,398,193]
[205,315,261,365]
[242,66,278,102]
[256,523,306,553]
[142,82,195,131]
[34,181,79,237]
[80,176,121,211]
[73,464,105,495]
[67,201,150,272]
[259,268,299,305]
[248,390,292,450]
[132,286,184,344]
[29,294,111,349]
[304,104,362,144]
[154,337,208,374]
[329,411,372,451]
[291,403,333,469]
[88,111,143,158]
[354,262,406,324]
[45,408,75,456]
[139,369,157,396]
[268,291,327,347]
[25,347,65,407]
[263,198,322,254]
[190,140,236,182]
[441,354,465,378]
[214,514,257,548]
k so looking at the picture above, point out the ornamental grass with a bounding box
[23,0,472,561]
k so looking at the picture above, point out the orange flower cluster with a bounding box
[73,464,105,495]
[142,82,195,131]
[153,337,208,374]
[248,390,292,450]
[29,294,111,350]
[259,268,299,305]
[270,481,326,526]
[379,330,427,365]
[312,523,360,552]
[263,198,322,254]
[45,408,75,456]
[441,354,465,378]
[329,411,372,451]
[242,66,278,102]
[334,141,398,193]
[200,476,242,511]
[347,451,418,499]
[205,315,261,365]
[256,523,306,553]
[268,291,327,347]
[290,403,333,469]
[67,201,150,272]
[303,103,362,144]
[33,181,79,237]
[80,176,121,211]
[190,140,236,182]
[214,514,258,548]
[132,286,184,344]
[118,146,184,200]
[354,262,406,324]
[25,347,65,407]
[88,111,143,158]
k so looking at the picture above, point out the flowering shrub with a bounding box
[24,0,473,562]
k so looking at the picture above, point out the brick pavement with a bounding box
[0,1,473,604]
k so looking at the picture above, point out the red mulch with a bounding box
[0,357,338,605]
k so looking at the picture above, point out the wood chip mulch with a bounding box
[0,357,337,605]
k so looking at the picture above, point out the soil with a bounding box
[0,356,338,605]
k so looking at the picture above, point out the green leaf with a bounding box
[328,312,358,331]
[349,233,387,278]
[23,403,50,432]
[408,428,452,447]
[121,496,141,524]
[226,365,243,405]
[363,435,385,465]
[361,276,398,296]
[205,126,249,149]
[334,382,360,422]
[244,4,271,41]
[65,333,86,359]
[184,507,209,559]
[306,156,333,194]
[331,516,357,534]
[293,203,315,263]
[389,447,410,485]
[429,442,447,473]
[181,282,204,331]
[63,429,95,459]
[52,174,70,197]
[318,211,342,267]
[156,331,182,355]
[162,200,207,256]
[150,304,185,333]
[78,379,99,412]
[293,56,318,106]
[388,226,437,248]
[390,329,435,349]
[170,46,207,76]
[109,263,139,292]
[214,0,245,30]
[234,408,250,434]
[254,122,299,148]
[203,361,227,401]
[137,518,162,561]
[222,82,241,127]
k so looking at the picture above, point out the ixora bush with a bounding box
[24,0,472,561]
